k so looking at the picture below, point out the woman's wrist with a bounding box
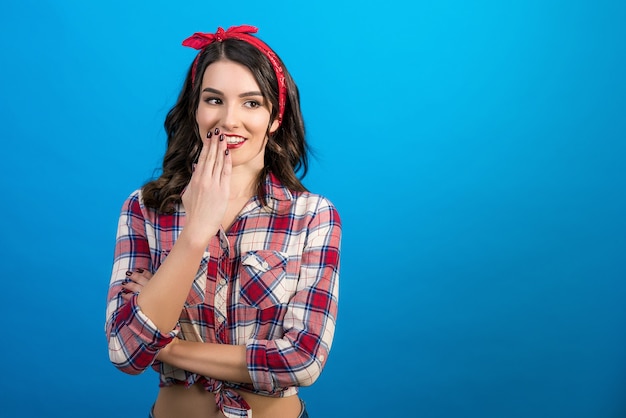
[177,226,217,253]
[156,337,181,362]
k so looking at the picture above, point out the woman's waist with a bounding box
[237,387,301,417]
[156,383,301,418]
[154,384,224,418]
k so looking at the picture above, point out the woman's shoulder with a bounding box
[120,188,144,210]
[267,173,339,215]
[126,188,142,201]
[119,188,172,218]
[290,189,341,223]
[294,189,336,208]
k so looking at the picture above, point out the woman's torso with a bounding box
[133,177,336,416]
[153,384,302,418]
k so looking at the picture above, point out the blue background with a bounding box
[1,1,625,417]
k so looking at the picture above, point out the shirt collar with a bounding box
[264,171,293,202]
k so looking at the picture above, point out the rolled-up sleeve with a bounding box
[246,198,341,392]
[104,192,178,375]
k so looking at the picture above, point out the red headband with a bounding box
[182,25,286,126]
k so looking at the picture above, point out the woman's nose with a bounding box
[220,104,240,130]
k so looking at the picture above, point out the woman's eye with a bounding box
[204,97,222,105]
[245,100,261,109]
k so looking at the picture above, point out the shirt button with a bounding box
[219,278,226,286]
[217,316,224,324]
[262,261,269,270]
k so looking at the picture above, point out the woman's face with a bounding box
[196,59,279,171]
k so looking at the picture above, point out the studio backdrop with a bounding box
[1,1,625,417]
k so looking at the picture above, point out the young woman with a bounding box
[104,25,341,418]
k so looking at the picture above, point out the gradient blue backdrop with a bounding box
[1,1,625,417]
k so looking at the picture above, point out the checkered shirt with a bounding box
[105,173,341,418]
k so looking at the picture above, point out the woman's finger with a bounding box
[193,130,212,175]
[125,269,152,280]
[130,275,150,286]
[220,147,232,187]
[138,269,153,279]
[212,133,227,178]
[122,281,143,294]
[131,268,153,280]
[200,129,220,176]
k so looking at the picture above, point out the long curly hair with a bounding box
[142,38,309,213]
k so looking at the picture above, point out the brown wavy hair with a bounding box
[142,38,309,213]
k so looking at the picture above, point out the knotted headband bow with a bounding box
[182,25,286,126]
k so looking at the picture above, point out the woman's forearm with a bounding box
[158,339,253,384]
[136,230,210,331]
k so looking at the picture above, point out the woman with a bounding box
[104,25,341,418]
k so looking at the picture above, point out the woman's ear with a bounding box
[269,118,280,135]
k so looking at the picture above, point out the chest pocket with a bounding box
[239,250,294,309]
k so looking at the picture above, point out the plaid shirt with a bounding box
[105,173,341,418]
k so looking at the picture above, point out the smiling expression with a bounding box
[196,59,279,172]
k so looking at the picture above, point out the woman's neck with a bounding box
[228,166,262,199]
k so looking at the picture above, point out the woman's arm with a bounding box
[136,133,231,331]
[157,339,253,384]
[246,199,341,391]
[105,193,177,374]
[105,133,231,374]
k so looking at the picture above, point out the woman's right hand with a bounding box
[121,268,152,302]
[181,129,231,245]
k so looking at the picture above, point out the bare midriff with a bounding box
[152,383,302,418]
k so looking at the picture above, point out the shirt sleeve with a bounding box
[104,191,178,375]
[246,197,341,392]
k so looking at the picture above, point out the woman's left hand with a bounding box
[121,269,153,302]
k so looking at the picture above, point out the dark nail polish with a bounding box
[214,128,220,135]
[136,268,144,273]
[207,131,212,138]
[225,149,229,155]
[219,134,224,141]
[125,271,132,276]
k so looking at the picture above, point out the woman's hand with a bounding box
[182,129,232,245]
[121,268,153,302]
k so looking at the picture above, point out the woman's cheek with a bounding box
[250,112,272,132]
[196,108,218,130]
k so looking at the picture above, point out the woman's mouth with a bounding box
[225,135,245,149]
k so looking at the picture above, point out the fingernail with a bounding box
[125,271,132,276]
[219,134,224,141]
[207,131,212,138]
[136,268,144,273]
[214,128,220,135]
[225,149,229,155]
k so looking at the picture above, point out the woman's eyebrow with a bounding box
[239,91,263,98]
[201,87,263,98]
[201,87,223,95]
